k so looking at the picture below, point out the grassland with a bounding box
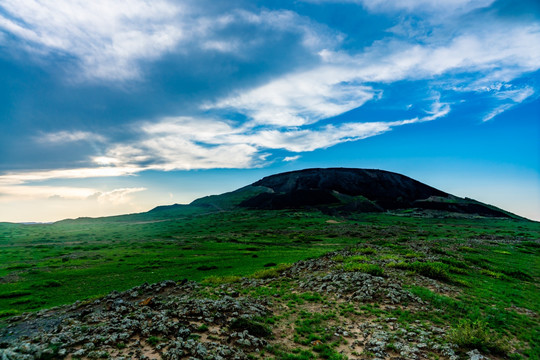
[0,208,539,357]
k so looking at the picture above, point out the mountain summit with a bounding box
[242,168,446,210]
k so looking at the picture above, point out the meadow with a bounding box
[0,209,539,357]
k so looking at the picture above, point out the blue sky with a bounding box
[0,0,539,222]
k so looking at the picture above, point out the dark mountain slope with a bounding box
[236,168,515,218]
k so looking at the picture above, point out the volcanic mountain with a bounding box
[155,168,516,219]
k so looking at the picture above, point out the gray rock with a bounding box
[467,349,486,360]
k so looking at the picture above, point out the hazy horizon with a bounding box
[1,0,539,223]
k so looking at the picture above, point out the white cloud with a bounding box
[37,130,106,143]
[0,1,536,192]
[0,185,97,200]
[208,66,380,126]
[231,10,341,52]
[474,85,536,121]
[495,86,535,103]
[0,167,142,186]
[305,0,495,14]
[0,99,449,188]
[283,155,301,162]
[0,184,145,203]
[482,104,513,122]
[208,22,539,128]
[362,0,495,13]
[101,117,262,170]
[0,3,339,82]
[96,188,146,205]
[353,25,540,83]
[0,0,184,80]
[94,100,448,169]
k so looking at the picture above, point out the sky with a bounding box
[0,0,539,222]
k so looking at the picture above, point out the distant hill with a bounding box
[182,168,518,219]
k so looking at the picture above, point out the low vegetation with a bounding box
[0,209,539,359]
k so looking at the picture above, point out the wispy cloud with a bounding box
[482,104,513,122]
[0,185,97,200]
[304,0,496,15]
[95,188,146,205]
[495,86,535,103]
[0,167,142,186]
[94,99,449,168]
[37,130,106,144]
[478,85,536,121]
[283,155,301,162]
[0,99,449,185]
[0,184,145,203]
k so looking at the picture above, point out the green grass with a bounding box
[448,320,509,355]
[147,336,165,346]
[0,208,539,359]
[388,261,453,282]
[202,275,242,285]
[342,262,384,276]
[252,263,292,279]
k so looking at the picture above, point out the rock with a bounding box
[467,349,486,360]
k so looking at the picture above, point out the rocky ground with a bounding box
[0,242,529,360]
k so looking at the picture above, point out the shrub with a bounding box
[448,320,509,355]
[343,263,384,276]
[252,263,291,279]
[451,278,470,287]
[386,261,411,270]
[479,269,505,279]
[448,266,468,275]
[347,255,369,262]
[458,246,480,253]
[229,318,272,338]
[313,343,347,360]
[387,261,452,282]
[440,257,469,269]
[147,336,164,346]
[411,262,452,282]
[37,343,63,360]
[380,254,401,261]
[202,275,242,285]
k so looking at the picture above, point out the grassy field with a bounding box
[1,209,538,316]
[0,208,539,357]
